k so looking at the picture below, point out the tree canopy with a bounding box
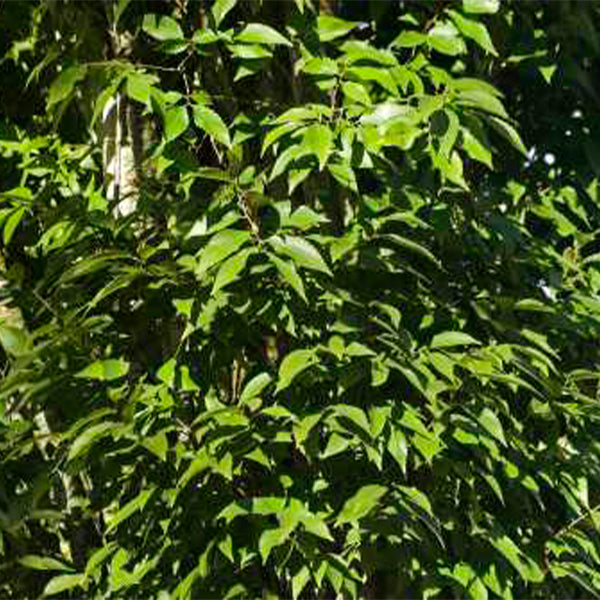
[2,0,600,598]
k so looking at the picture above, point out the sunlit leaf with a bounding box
[336,485,388,524]
[276,349,317,392]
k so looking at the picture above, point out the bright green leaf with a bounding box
[448,10,497,55]
[276,349,317,392]
[463,0,500,14]
[240,372,272,404]
[317,15,356,42]
[431,331,481,349]
[75,358,130,381]
[19,555,73,572]
[197,229,251,275]
[142,14,184,41]
[302,124,333,171]
[236,23,291,46]
[163,105,189,142]
[271,254,308,302]
[212,0,237,26]
[43,574,85,596]
[212,248,252,293]
[336,484,387,524]
[193,105,231,147]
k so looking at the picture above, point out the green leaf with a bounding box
[322,432,350,458]
[399,485,434,516]
[212,248,252,293]
[197,230,251,275]
[488,116,528,156]
[341,41,398,67]
[300,57,339,76]
[428,21,466,56]
[270,144,303,182]
[0,324,30,357]
[142,14,184,41]
[286,206,326,231]
[463,0,500,14]
[336,484,387,524]
[302,124,333,171]
[251,496,287,515]
[292,566,311,600]
[193,105,231,147]
[270,254,308,302]
[378,233,440,266]
[4,206,25,245]
[114,0,133,24]
[302,514,334,541]
[106,488,154,533]
[539,64,557,84]
[270,235,332,275]
[342,81,372,106]
[143,432,169,461]
[68,422,121,461]
[457,89,509,119]
[333,404,371,436]
[230,43,273,59]
[392,31,427,48]
[448,10,497,55]
[328,162,358,192]
[75,358,130,381]
[449,563,488,600]
[431,331,480,349]
[293,413,322,449]
[276,349,317,392]
[349,66,398,96]
[259,527,288,562]
[240,372,272,404]
[236,23,291,46]
[489,534,544,582]
[317,15,357,42]
[462,127,493,168]
[19,555,73,571]
[163,105,189,142]
[43,574,85,596]
[477,408,506,445]
[262,122,303,157]
[387,428,408,473]
[47,65,87,109]
[211,0,237,27]
[85,544,118,579]
[439,109,460,158]
[288,168,312,194]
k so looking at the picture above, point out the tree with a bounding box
[2,0,600,597]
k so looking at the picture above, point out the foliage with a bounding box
[2,0,600,598]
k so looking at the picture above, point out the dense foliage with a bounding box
[2,0,600,597]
